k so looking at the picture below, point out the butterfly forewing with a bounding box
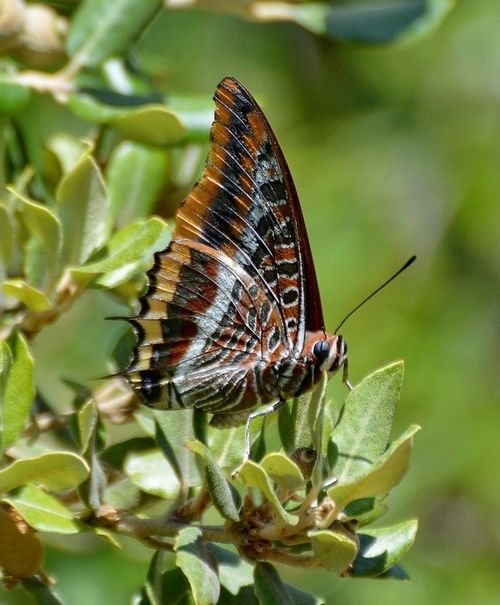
[126,77,326,421]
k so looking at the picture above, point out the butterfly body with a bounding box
[125,77,347,426]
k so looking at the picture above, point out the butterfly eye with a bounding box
[313,340,330,362]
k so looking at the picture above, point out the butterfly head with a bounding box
[311,333,347,374]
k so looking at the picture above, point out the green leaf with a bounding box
[56,153,110,266]
[260,453,305,492]
[71,217,168,286]
[236,460,298,526]
[102,476,141,510]
[343,497,388,526]
[22,577,64,605]
[331,361,404,484]
[106,141,170,225]
[209,417,264,471]
[0,452,89,493]
[154,410,202,488]
[327,425,420,515]
[188,441,240,522]
[66,0,161,68]
[156,568,195,605]
[143,551,165,605]
[12,190,63,285]
[175,527,220,605]
[3,484,83,534]
[309,529,358,574]
[352,519,418,578]
[0,203,13,268]
[278,393,312,455]
[0,332,34,454]
[209,545,253,596]
[110,105,186,146]
[46,133,89,175]
[324,0,455,44]
[254,562,294,605]
[285,583,326,605]
[254,0,454,44]
[124,448,180,499]
[76,400,107,510]
[2,279,52,311]
[0,77,32,116]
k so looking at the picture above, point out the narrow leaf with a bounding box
[143,551,165,605]
[175,527,220,605]
[56,154,110,266]
[0,452,89,493]
[188,440,240,522]
[154,410,201,488]
[331,361,404,483]
[0,332,34,453]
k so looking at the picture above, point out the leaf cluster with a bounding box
[0,1,448,603]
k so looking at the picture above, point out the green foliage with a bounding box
[0,0,462,603]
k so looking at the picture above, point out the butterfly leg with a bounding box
[231,400,285,478]
[342,359,353,390]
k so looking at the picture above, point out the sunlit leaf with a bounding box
[260,452,305,492]
[331,362,404,484]
[175,527,220,605]
[309,529,358,574]
[71,217,168,285]
[77,400,107,510]
[0,452,89,493]
[2,279,52,312]
[3,484,83,534]
[236,460,298,526]
[124,448,180,499]
[352,519,418,578]
[327,425,420,515]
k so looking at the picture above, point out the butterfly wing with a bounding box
[126,77,325,415]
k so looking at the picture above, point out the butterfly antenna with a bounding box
[334,255,417,333]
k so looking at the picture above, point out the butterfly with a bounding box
[125,77,348,454]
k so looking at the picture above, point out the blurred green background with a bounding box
[2,0,500,603]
